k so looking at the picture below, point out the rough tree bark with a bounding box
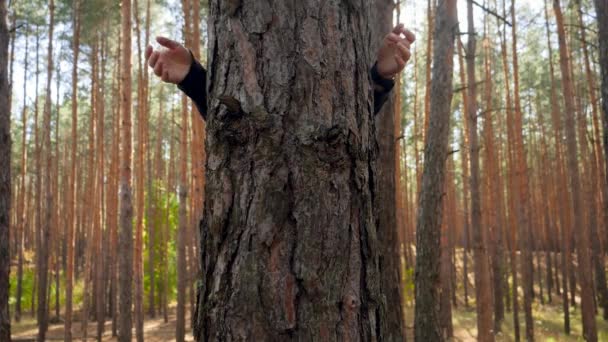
[118,0,134,340]
[193,0,404,340]
[553,0,597,340]
[413,1,458,341]
[0,0,11,339]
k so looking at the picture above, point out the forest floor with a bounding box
[11,301,608,341]
[10,249,608,341]
[11,306,195,341]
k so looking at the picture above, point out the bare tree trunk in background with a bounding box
[594,1,608,319]
[133,0,147,340]
[465,2,494,340]
[15,23,29,325]
[372,1,405,339]
[577,0,608,321]
[457,38,471,310]
[543,0,570,332]
[38,1,54,340]
[510,1,534,339]
[194,0,404,340]
[0,0,11,339]
[414,1,458,341]
[119,0,134,340]
[483,14,504,332]
[553,0,598,340]
[65,1,80,340]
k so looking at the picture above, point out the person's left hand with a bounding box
[376,24,416,79]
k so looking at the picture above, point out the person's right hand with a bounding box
[145,36,192,84]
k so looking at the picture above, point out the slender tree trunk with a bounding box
[119,0,134,339]
[0,0,11,338]
[510,1,534,340]
[553,0,598,340]
[466,2,494,340]
[38,1,55,340]
[372,1,405,338]
[413,1,458,341]
[483,15,505,332]
[595,0,608,312]
[133,1,146,340]
[457,39,471,310]
[65,3,79,338]
[15,24,29,324]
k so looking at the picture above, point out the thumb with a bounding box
[156,36,180,49]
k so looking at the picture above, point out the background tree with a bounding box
[118,0,134,340]
[0,0,11,338]
[414,0,458,340]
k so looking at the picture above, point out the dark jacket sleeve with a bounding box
[371,62,395,115]
[178,59,393,120]
[178,56,208,120]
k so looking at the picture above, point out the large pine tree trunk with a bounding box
[0,0,11,339]
[413,1,458,341]
[193,1,403,340]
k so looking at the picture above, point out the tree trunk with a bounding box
[65,2,79,339]
[553,0,598,340]
[594,1,608,318]
[0,0,11,339]
[510,1,534,340]
[413,1,458,341]
[372,1,405,339]
[194,1,404,340]
[133,0,146,339]
[483,14,505,332]
[15,23,29,325]
[466,2,494,340]
[38,1,55,340]
[457,38,471,310]
[119,0,134,339]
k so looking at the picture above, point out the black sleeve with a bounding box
[370,62,395,115]
[178,55,208,120]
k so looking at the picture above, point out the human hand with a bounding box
[376,24,416,79]
[145,36,193,84]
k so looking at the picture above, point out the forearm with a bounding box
[371,62,395,115]
[177,56,208,120]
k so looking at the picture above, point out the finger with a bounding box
[154,61,164,77]
[398,39,411,50]
[392,23,405,35]
[145,45,153,61]
[156,36,180,49]
[161,69,170,83]
[148,51,160,68]
[394,55,406,70]
[403,28,416,43]
[386,32,401,44]
[396,43,411,63]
